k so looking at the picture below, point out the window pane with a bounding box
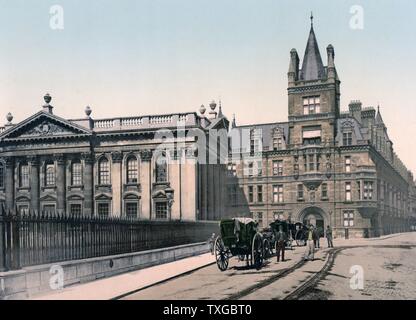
[98,203,109,216]
[70,204,82,216]
[155,202,168,219]
[156,155,167,182]
[127,157,138,183]
[99,159,110,185]
[72,162,82,186]
[20,164,29,187]
[126,202,138,218]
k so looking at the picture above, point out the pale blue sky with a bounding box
[0,0,415,174]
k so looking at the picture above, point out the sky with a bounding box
[0,0,415,174]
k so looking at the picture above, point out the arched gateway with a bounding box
[298,206,327,237]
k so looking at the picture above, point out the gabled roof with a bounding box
[300,26,326,81]
[0,111,92,141]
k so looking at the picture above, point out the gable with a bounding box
[0,111,92,141]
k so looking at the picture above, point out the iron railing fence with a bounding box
[0,208,219,271]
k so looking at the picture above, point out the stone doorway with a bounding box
[300,207,326,238]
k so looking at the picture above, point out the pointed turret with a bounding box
[299,15,325,81]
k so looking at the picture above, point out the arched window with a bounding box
[45,161,56,186]
[0,162,4,189]
[98,157,110,185]
[155,153,167,183]
[71,161,83,186]
[126,156,138,184]
[20,162,29,188]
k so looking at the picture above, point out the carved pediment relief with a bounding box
[1,112,91,140]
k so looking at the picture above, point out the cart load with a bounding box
[215,218,266,271]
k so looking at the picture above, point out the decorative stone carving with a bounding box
[111,151,123,163]
[25,121,70,136]
[140,149,153,162]
[54,154,65,165]
[81,153,95,164]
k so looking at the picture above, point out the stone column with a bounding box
[111,152,123,217]
[82,153,94,216]
[5,158,15,211]
[140,150,153,220]
[55,154,66,214]
[28,156,40,214]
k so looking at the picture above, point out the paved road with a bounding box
[121,233,416,300]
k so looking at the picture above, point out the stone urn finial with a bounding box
[6,112,13,124]
[85,106,92,117]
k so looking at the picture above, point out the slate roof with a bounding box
[299,26,326,81]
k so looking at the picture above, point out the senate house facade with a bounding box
[0,20,415,239]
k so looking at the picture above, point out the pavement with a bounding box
[32,253,216,300]
[31,232,412,300]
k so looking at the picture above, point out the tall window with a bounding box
[248,186,254,203]
[45,162,56,186]
[273,160,283,176]
[255,212,263,226]
[297,184,304,200]
[127,156,138,184]
[99,158,110,185]
[321,183,328,199]
[343,132,353,146]
[257,185,263,203]
[70,204,82,216]
[126,202,138,218]
[20,163,29,188]
[273,185,284,203]
[156,154,167,183]
[308,155,315,171]
[273,137,283,151]
[155,202,168,219]
[303,96,320,115]
[345,156,351,173]
[0,162,4,189]
[71,161,82,186]
[364,181,374,200]
[247,162,254,177]
[357,181,362,200]
[345,182,352,201]
[343,210,354,227]
[97,203,109,216]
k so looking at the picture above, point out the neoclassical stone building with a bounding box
[225,20,416,238]
[0,95,229,221]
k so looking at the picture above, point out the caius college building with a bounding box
[225,21,416,238]
[0,20,415,238]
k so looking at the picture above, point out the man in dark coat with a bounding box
[326,226,334,248]
[275,225,287,262]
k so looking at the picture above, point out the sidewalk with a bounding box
[32,253,215,300]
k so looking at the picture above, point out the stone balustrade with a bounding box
[92,113,199,132]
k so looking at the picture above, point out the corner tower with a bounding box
[287,15,340,147]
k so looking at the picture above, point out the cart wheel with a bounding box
[263,239,271,260]
[214,236,229,271]
[252,233,263,269]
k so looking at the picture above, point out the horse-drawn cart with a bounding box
[214,218,266,271]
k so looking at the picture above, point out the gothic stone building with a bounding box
[0,95,229,221]
[225,22,416,238]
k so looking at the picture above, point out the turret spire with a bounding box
[299,14,325,81]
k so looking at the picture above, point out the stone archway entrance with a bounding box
[299,207,326,238]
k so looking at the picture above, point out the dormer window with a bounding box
[303,96,320,115]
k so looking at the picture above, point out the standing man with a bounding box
[276,225,287,262]
[326,226,334,248]
[304,223,316,261]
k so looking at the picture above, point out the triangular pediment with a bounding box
[0,111,92,141]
